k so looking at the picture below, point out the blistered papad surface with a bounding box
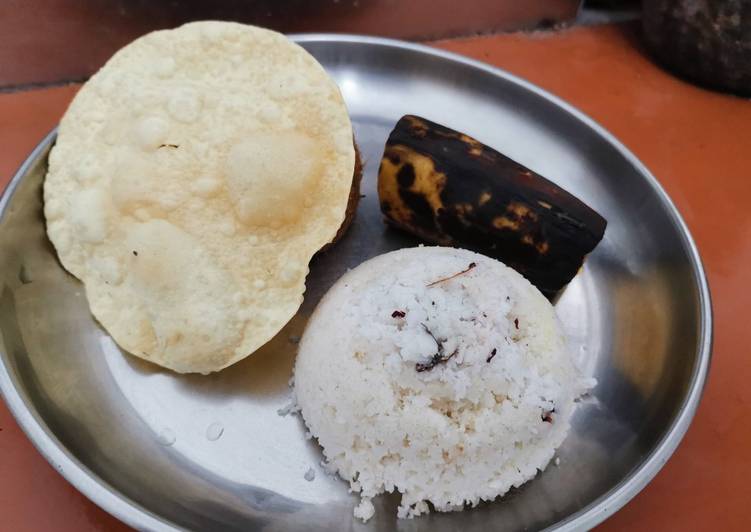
[44,21,355,373]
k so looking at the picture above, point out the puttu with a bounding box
[294,246,594,520]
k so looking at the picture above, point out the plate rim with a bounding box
[0,34,712,532]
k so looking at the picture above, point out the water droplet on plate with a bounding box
[156,428,176,446]
[206,422,224,441]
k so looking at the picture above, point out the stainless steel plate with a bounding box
[0,35,711,531]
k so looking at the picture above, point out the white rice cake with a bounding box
[295,246,594,520]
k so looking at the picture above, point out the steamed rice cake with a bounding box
[294,246,595,520]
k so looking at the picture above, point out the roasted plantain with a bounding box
[378,115,607,295]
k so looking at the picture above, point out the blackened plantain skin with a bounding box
[377,115,607,296]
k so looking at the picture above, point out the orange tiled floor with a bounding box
[1,23,750,532]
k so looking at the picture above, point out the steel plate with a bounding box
[0,35,711,531]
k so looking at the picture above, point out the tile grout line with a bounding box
[0,77,88,94]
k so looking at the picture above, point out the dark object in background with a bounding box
[585,0,639,7]
[377,115,607,296]
[0,0,581,90]
[643,0,751,96]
